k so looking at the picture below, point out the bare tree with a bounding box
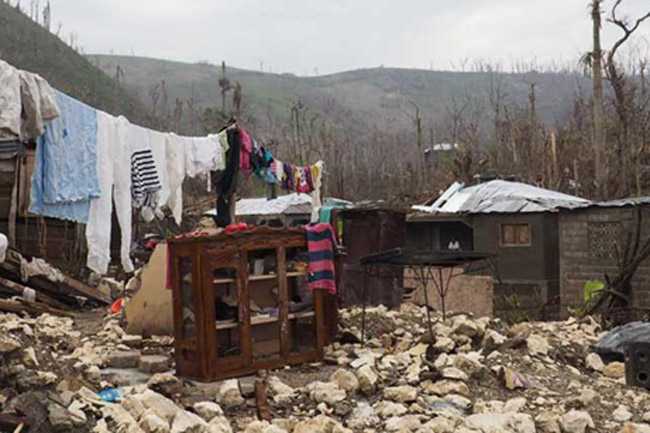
[605,0,650,196]
[589,0,607,198]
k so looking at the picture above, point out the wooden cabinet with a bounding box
[169,227,329,381]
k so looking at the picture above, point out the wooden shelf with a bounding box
[214,272,306,285]
[214,278,235,284]
[215,310,315,330]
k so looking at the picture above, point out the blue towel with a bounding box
[29,91,100,223]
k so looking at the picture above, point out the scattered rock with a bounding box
[356,365,379,395]
[330,368,360,393]
[105,350,141,368]
[347,402,379,429]
[535,411,561,433]
[526,334,550,356]
[585,353,605,372]
[620,424,650,433]
[139,355,171,374]
[374,400,408,418]
[559,410,595,433]
[170,409,208,433]
[603,362,626,379]
[218,379,245,408]
[141,410,171,433]
[614,405,633,422]
[464,412,536,433]
[306,381,346,405]
[193,401,223,422]
[136,389,180,423]
[384,385,418,403]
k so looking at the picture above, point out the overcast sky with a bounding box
[50,0,650,76]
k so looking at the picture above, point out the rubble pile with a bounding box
[1,303,649,432]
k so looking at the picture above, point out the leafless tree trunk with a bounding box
[591,0,607,198]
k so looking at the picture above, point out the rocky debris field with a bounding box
[0,304,649,433]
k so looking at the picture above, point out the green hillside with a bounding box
[88,54,587,133]
[0,2,150,125]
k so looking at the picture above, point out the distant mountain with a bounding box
[0,2,150,125]
[87,54,589,133]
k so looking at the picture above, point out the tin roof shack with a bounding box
[408,180,590,321]
[558,198,650,320]
[332,206,407,308]
[204,193,312,228]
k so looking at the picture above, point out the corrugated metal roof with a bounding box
[412,180,591,215]
[204,193,312,217]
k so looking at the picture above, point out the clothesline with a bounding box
[0,59,325,275]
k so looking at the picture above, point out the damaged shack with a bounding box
[558,197,650,319]
[408,180,590,320]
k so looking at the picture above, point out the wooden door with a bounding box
[201,246,249,378]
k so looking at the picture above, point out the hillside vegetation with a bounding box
[0,2,150,125]
[88,54,588,133]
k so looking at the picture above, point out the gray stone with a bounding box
[170,410,208,433]
[535,411,561,433]
[374,400,408,418]
[614,405,633,422]
[192,401,223,422]
[526,334,550,357]
[306,381,346,405]
[140,410,171,433]
[356,365,379,396]
[384,385,418,403]
[347,402,379,429]
[136,389,180,423]
[385,415,422,432]
[139,355,171,374]
[218,379,244,408]
[106,350,141,368]
[585,353,605,372]
[330,368,360,393]
[559,410,595,433]
[464,412,536,433]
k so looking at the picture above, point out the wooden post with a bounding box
[314,289,327,355]
[277,247,290,358]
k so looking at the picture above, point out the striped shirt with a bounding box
[306,223,337,294]
[131,149,161,206]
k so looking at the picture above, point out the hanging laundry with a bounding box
[0,60,60,141]
[29,91,99,223]
[86,113,134,275]
[282,162,294,191]
[129,124,163,222]
[165,133,187,225]
[305,223,337,294]
[185,134,225,178]
[214,127,241,227]
[273,160,285,186]
[148,130,170,217]
[310,161,324,222]
[19,71,60,140]
[131,149,161,204]
[239,127,253,173]
[0,60,21,139]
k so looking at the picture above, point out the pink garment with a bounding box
[239,127,253,173]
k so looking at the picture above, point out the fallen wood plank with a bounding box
[0,298,73,317]
[0,276,71,310]
[2,250,111,304]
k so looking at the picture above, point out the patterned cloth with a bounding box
[305,223,337,294]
